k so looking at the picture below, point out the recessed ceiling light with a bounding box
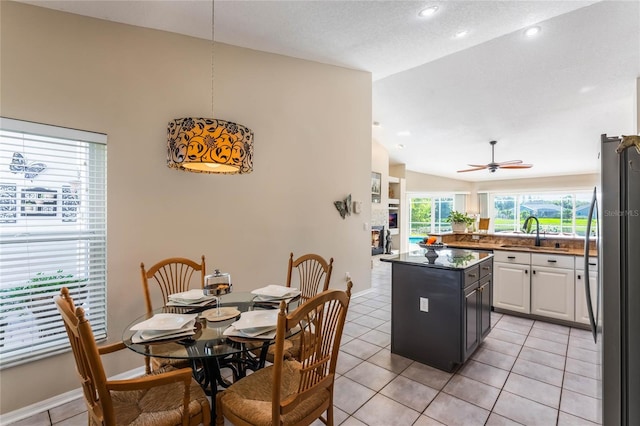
[418,5,439,17]
[454,30,469,39]
[524,26,541,37]
[397,131,411,136]
[395,144,405,150]
[579,85,596,94]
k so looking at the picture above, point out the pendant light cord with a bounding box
[211,0,215,118]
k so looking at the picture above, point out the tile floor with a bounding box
[8,256,602,426]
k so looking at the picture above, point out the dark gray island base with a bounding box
[381,248,493,372]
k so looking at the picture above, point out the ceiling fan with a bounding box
[457,140,533,173]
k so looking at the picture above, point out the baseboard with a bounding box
[351,288,374,299]
[0,366,145,425]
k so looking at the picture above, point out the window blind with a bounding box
[0,117,107,369]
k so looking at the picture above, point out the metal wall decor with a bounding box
[334,194,352,219]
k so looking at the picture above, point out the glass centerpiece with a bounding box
[204,269,232,317]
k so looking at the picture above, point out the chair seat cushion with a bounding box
[218,360,330,426]
[110,373,209,426]
[151,356,192,372]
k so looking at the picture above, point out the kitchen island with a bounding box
[381,248,493,372]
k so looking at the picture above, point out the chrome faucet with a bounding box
[522,216,542,246]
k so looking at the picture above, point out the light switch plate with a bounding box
[420,297,429,312]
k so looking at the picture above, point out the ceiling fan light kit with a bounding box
[457,140,533,173]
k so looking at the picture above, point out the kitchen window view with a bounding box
[409,195,455,236]
[490,192,595,236]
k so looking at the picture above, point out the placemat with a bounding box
[200,306,240,322]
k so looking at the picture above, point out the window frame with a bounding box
[408,192,461,237]
[0,117,107,369]
[487,190,594,237]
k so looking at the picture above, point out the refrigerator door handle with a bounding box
[585,186,598,343]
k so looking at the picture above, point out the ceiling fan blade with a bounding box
[499,164,533,169]
[457,166,488,173]
[495,160,523,165]
[458,141,532,173]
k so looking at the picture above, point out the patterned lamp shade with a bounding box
[167,117,254,174]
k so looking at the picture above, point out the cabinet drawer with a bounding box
[464,266,480,287]
[479,259,493,278]
[531,253,574,269]
[575,256,598,272]
[493,250,531,265]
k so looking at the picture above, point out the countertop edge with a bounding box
[444,242,596,257]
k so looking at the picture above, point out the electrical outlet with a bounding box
[345,272,351,282]
[472,235,480,240]
[420,297,429,312]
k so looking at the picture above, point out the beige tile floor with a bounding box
[8,256,602,426]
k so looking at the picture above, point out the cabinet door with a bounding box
[493,262,530,314]
[531,266,574,321]
[463,283,479,360]
[575,269,598,325]
[479,276,492,339]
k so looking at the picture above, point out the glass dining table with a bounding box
[122,291,300,418]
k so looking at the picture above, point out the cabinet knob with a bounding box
[577,274,582,279]
[468,273,477,278]
[533,270,536,274]
[507,256,516,259]
[525,270,528,274]
[547,259,557,263]
[482,266,490,270]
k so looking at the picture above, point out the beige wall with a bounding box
[405,170,472,193]
[0,1,372,413]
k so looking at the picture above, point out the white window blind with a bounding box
[0,117,107,369]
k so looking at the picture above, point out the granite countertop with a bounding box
[381,248,493,270]
[443,240,596,257]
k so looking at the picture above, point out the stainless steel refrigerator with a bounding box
[593,134,640,425]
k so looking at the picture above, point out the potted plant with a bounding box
[446,210,474,233]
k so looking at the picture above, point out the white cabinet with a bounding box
[531,254,575,321]
[575,256,599,325]
[493,251,531,314]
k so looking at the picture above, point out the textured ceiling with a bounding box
[16,0,640,181]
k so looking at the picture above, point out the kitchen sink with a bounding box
[500,244,570,252]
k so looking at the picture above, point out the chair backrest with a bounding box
[55,287,113,425]
[140,256,206,314]
[271,281,352,422]
[286,253,333,303]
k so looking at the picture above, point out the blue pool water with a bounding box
[409,236,425,244]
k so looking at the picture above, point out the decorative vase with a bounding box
[452,222,467,233]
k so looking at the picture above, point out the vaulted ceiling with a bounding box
[17,0,640,181]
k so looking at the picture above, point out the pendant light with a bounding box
[167,0,254,174]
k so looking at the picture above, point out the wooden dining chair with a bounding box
[215,281,352,426]
[140,255,206,314]
[140,256,206,373]
[54,287,211,426]
[286,253,334,303]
